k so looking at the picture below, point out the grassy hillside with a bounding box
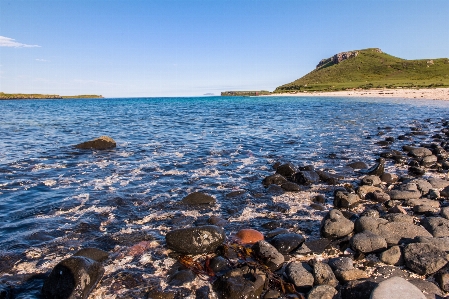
[275,48,449,92]
[0,92,103,99]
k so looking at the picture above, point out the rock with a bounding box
[383,213,414,223]
[388,205,408,214]
[321,209,354,239]
[428,178,449,189]
[421,217,449,237]
[408,279,444,299]
[0,285,11,299]
[363,158,385,176]
[146,290,175,299]
[389,189,421,200]
[168,269,195,286]
[437,273,449,292]
[281,182,303,192]
[269,233,304,254]
[312,262,338,287]
[263,289,282,299]
[347,161,368,169]
[41,256,104,299]
[428,189,440,200]
[266,184,284,194]
[236,229,264,244]
[355,216,388,233]
[209,256,231,274]
[73,247,109,262]
[365,190,390,203]
[251,240,284,271]
[316,170,342,185]
[305,238,332,254]
[441,185,449,197]
[310,203,325,210]
[334,269,369,282]
[415,236,449,252]
[441,207,449,219]
[313,194,326,204]
[285,262,314,291]
[379,246,403,265]
[410,147,433,158]
[275,163,296,178]
[406,198,440,208]
[403,243,449,275]
[340,280,377,299]
[75,136,116,150]
[265,228,289,238]
[380,173,399,184]
[357,185,383,200]
[409,166,426,176]
[208,215,227,227]
[262,174,287,187]
[329,257,354,272]
[213,266,265,299]
[334,191,360,208]
[421,155,438,167]
[307,285,338,299]
[370,276,426,299]
[165,225,225,254]
[182,192,216,205]
[226,190,246,198]
[351,231,387,253]
[294,170,320,185]
[361,175,382,186]
[411,179,432,195]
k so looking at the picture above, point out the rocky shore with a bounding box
[3,118,449,298]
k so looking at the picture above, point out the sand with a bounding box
[267,88,449,101]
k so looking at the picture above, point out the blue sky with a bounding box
[1,0,448,97]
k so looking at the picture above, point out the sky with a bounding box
[1,0,448,97]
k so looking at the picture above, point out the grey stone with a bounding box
[441,185,449,197]
[406,198,440,209]
[428,177,449,189]
[165,225,225,254]
[328,257,354,271]
[334,191,360,208]
[281,181,303,192]
[379,246,403,265]
[411,179,433,195]
[41,256,104,299]
[351,231,387,253]
[321,209,354,239]
[404,243,449,275]
[334,269,369,282]
[312,262,338,287]
[410,147,432,158]
[357,185,384,200]
[347,161,368,169]
[307,285,338,299]
[421,155,438,167]
[294,170,320,185]
[380,173,399,184]
[428,189,440,200]
[275,163,296,178]
[269,233,305,254]
[285,262,314,291]
[383,214,414,223]
[262,174,287,187]
[252,240,284,271]
[441,206,449,219]
[408,279,444,299]
[168,269,195,286]
[361,175,382,186]
[213,266,265,299]
[370,276,426,299]
[421,217,449,237]
[355,216,388,233]
[416,236,449,251]
[74,247,109,263]
[366,190,390,203]
[182,192,216,205]
[389,189,421,200]
[75,136,116,150]
[437,273,449,292]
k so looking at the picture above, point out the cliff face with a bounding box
[316,48,382,69]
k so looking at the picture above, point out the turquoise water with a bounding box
[0,96,448,294]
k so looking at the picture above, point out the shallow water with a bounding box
[1,96,449,296]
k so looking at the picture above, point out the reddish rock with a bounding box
[236,229,264,244]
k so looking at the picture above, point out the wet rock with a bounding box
[370,276,426,299]
[334,191,360,208]
[265,228,289,238]
[421,155,438,167]
[41,256,104,299]
[182,192,216,205]
[441,207,449,219]
[146,290,176,299]
[251,240,284,271]
[263,289,282,299]
[165,225,225,254]
[347,161,368,169]
[275,163,296,178]
[409,166,426,176]
[412,179,433,195]
[261,220,282,230]
[403,243,449,275]
[416,236,449,252]
[340,280,377,299]
[361,175,382,186]
[281,182,303,192]
[195,286,210,299]
[305,238,332,254]
[213,266,265,299]
[441,185,449,197]
[307,285,338,299]
[208,215,227,227]
[329,257,354,272]
[266,184,284,194]
[421,217,449,237]
[321,209,354,239]
[225,190,246,198]
[285,262,314,291]
[410,147,433,158]
[0,285,11,299]
[364,158,385,176]
[269,233,305,254]
[316,170,342,185]
[437,273,449,292]
[312,262,338,287]
[310,203,325,211]
[168,269,195,286]
[294,170,320,185]
[209,256,231,274]
[357,185,383,200]
[428,189,440,200]
[74,247,109,262]
[236,229,264,244]
[365,190,390,203]
[262,174,287,187]
[350,231,387,253]
[313,194,326,204]
[380,173,399,184]
[379,246,403,265]
[75,136,116,150]
[428,178,449,189]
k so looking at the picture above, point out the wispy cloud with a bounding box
[0,36,40,48]
[35,58,48,62]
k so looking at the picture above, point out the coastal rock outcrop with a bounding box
[75,136,116,150]
[165,225,225,254]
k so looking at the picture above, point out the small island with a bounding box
[0,92,103,100]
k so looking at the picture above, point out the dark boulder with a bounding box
[262,174,287,187]
[269,233,305,254]
[275,163,296,178]
[251,240,284,271]
[182,192,216,205]
[294,170,320,185]
[165,225,225,254]
[75,136,116,150]
[74,247,109,262]
[213,266,265,299]
[321,209,354,239]
[403,243,449,275]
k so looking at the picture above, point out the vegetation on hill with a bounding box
[0,92,103,100]
[275,48,449,93]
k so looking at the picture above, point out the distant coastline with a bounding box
[0,92,103,100]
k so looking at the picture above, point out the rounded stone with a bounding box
[404,243,449,275]
[308,285,338,299]
[269,233,305,254]
[285,262,314,291]
[252,240,284,271]
[321,209,354,239]
[75,136,116,150]
[236,229,264,244]
[351,231,387,253]
[370,276,426,299]
[182,192,216,205]
[165,225,225,255]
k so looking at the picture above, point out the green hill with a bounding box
[0,92,103,100]
[275,48,449,92]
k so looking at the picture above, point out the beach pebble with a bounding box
[428,178,449,189]
[41,256,104,299]
[321,209,354,239]
[235,229,264,244]
[208,215,227,227]
[410,147,433,158]
[165,225,225,254]
[379,245,403,265]
[365,190,390,203]
[182,192,215,205]
[75,135,116,150]
[404,243,449,275]
[312,262,338,287]
[285,262,314,291]
[307,285,338,299]
[333,191,360,208]
[251,240,284,271]
[262,174,287,187]
[380,172,399,184]
[421,217,449,237]
[347,161,368,169]
[209,256,231,274]
[361,175,382,186]
[415,236,449,251]
[269,233,305,254]
[350,231,387,253]
[328,257,354,272]
[281,181,303,192]
[389,189,421,200]
[370,276,426,299]
[334,268,369,282]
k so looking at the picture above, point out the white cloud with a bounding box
[0,36,40,48]
[35,58,48,62]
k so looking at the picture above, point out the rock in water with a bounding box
[370,276,426,299]
[362,158,385,176]
[41,256,104,299]
[251,240,284,271]
[165,225,225,254]
[75,136,116,150]
[74,247,109,262]
[181,192,216,205]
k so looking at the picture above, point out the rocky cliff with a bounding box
[316,48,382,69]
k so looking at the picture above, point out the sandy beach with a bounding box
[269,87,449,101]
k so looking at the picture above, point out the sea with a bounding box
[1,96,449,297]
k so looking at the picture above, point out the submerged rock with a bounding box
[181,192,216,205]
[165,225,225,254]
[75,136,116,150]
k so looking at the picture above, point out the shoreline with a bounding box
[266,87,449,101]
